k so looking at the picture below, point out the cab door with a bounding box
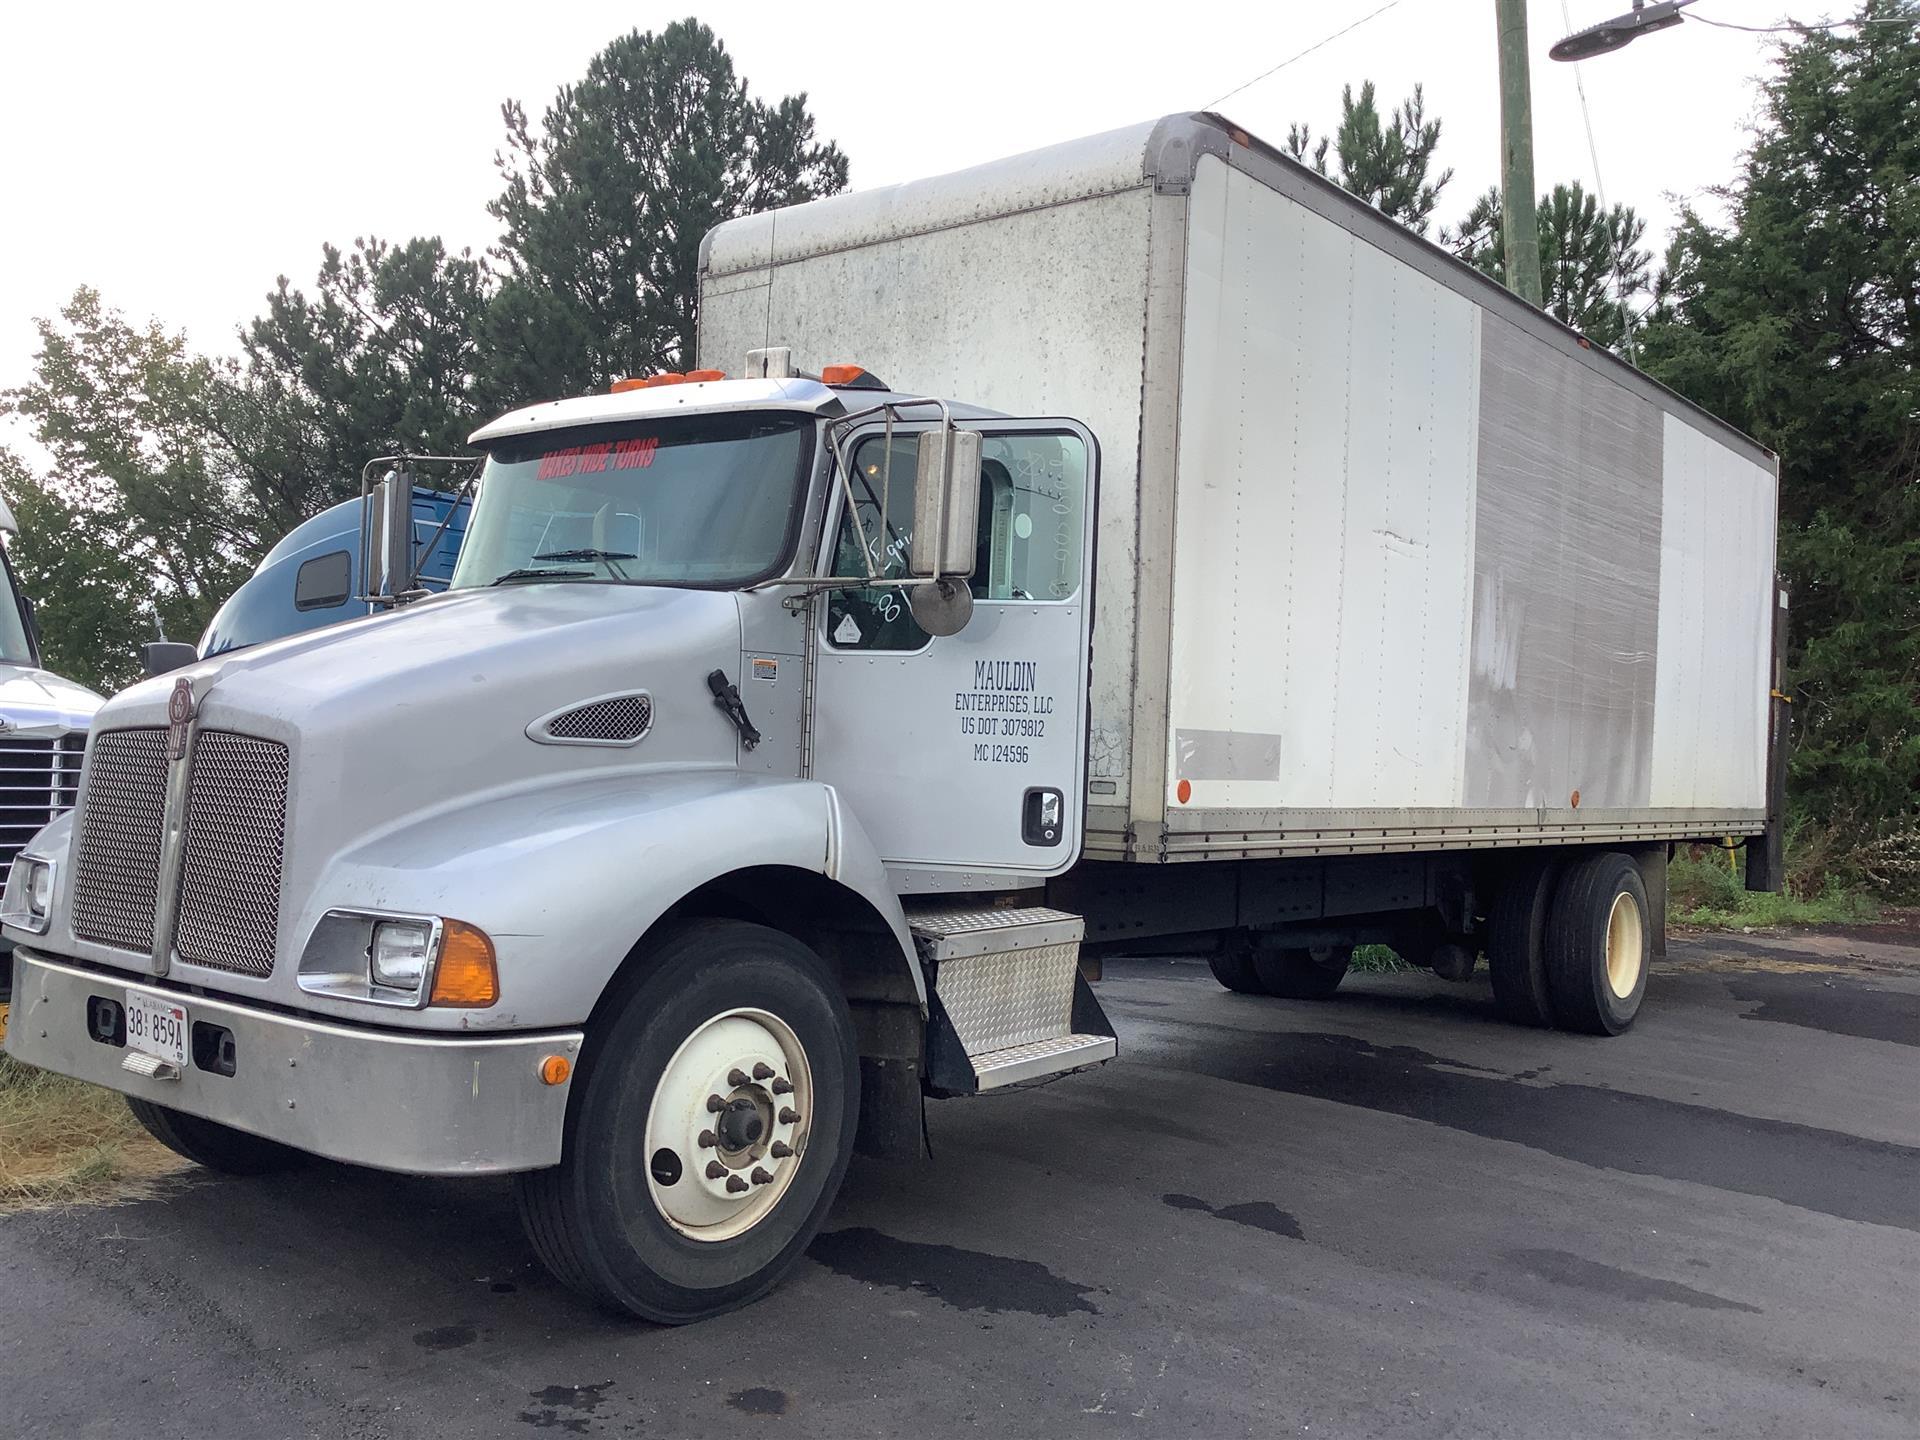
[809,420,1098,883]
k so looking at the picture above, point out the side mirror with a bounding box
[142,641,199,678]
[363,472,417,604]
[909,428,980,579]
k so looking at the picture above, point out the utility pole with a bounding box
[1495,0,1544,306]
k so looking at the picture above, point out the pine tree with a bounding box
[1445,182,1651,350]
[482,19,848,402]
[1286,82,1453,233]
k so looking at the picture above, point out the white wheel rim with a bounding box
[644,1008,813,1243]
[1604,891,1644,1000]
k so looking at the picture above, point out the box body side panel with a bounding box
[1157,153,1772,858]
[1166,155,1483,816]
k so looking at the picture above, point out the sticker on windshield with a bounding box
[536,437,659,480]
[833,614,862,645]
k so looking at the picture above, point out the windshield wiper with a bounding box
[490,567,594,586]
[534,548,635,580]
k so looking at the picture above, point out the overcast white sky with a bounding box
[1,0,1815,444]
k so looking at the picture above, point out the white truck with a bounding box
[1,115,1784,1323]
[0,492,103,1000]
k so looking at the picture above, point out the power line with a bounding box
[1205,1,1406,110]
[1686,7,1917,35]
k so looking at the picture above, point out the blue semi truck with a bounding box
[191,488,470,661]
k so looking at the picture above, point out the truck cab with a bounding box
[0,360,1109,1323]
[0,494,103,1000]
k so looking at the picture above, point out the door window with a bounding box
[826,431,1087,652]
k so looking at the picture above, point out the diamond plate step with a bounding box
[972,1033,1116,1090]
[909,905,1085,1057]
[908,905,1116,1093]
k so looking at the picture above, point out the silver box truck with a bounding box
[2,115,1784,1322]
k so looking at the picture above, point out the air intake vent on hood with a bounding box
[530,692,653,747]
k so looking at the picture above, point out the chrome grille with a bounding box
[175,731,289,977]
[542,693,652,744]
[71,728,169,953]
[0,734,86,884]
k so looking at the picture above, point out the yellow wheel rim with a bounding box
[1604,891,1644,1000]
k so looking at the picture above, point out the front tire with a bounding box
[1544,852,1650,1035]
[1252,945,1353,999]
[516,920,860,1323]
[126,1098,306,1175]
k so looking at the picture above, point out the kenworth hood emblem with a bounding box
[167,677,195,759]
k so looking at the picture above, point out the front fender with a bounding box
[305,769,917,1030]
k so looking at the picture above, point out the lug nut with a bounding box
[725,1175,750,1194]
[698,1129,717,1149]
[779,1107,799,1125]
[752,1062,774,1080]
[770,1141,793,1159]
[771,1078,794,1095]
[728,1068,749,1088]
[705,1161,727,1180]
[750,1167,774,1186]
[705,1093,725,1113]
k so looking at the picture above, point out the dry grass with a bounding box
[0,1034,187,1212]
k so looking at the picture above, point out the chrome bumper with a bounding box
[5,950,582,1176]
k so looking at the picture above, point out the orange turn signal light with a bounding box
[429,920,499,1008]
[609,377,648,393]
[539,1054,572,1086]
[820,363,867,386]
[684,368,726,383]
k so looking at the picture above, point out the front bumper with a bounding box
[5,950,582,1175]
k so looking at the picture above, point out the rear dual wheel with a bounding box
[516,920,860,1324]
[1545,852,1650,1035]
[1488,851,1651,1035]
[1207,937,1352,999]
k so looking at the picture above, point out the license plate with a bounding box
[125,990,188,1069]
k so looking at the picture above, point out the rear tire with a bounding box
[1207,935,1267,995]
[1544,852,1650,1036]
[515,920,860,1323]
[1252,945,1352,999]
[1487,857,1560,1028]
[126,1099,306,1175]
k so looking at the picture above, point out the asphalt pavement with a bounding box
[3,928,1916,1439]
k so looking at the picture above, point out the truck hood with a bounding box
[95,582,746,850]
[0,664,104,731]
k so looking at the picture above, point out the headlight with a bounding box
[369,919,434,991]
[2,856,54,934]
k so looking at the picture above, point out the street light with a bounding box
[1550,0,1693,62]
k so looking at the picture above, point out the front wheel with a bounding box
[516,920,860,1323]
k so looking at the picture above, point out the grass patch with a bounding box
[1348,944,1414,973]
[0,1044,184,1211]
[1669,847,1883,931]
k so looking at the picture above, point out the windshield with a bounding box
[0,550,35,665]
[449,414,813,590]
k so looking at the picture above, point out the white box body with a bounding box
[700,115,1778,862]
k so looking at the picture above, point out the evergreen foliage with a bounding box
[1637,0,1918,878]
